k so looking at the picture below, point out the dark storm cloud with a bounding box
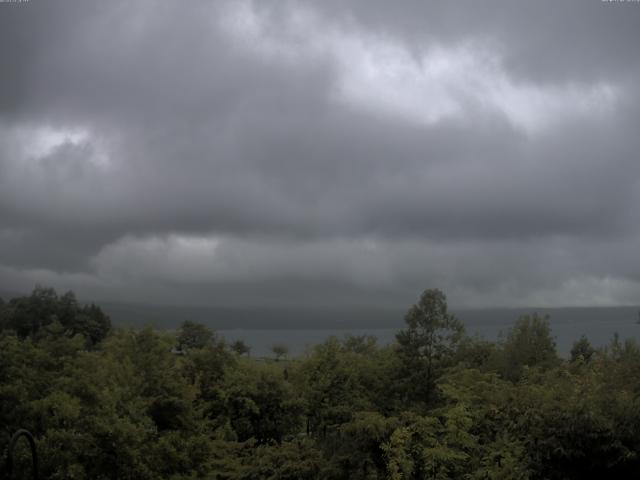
[1,0,639,307]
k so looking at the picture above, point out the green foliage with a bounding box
[271,343,289,361]
[231,339,251,356]
[0,287,111,346]
[396,289,465,406]
[342,334,378,355]
[245,438,324,479]
[570,334,595,363]
[455,334,501,371]
[221,359,304,443]
[3,287,640,479]
[177,320,214,350]
[499,313,558,381]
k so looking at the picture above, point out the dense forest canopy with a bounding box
[2,287,640,479]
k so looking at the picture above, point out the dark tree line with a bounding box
[0,286,111,346]
[1,287,640,479]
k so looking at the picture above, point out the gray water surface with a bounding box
[219,307,640,357]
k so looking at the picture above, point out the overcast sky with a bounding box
[1,0,639,309]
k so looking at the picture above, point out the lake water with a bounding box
[219,307,640,358]
[104,301,640,358]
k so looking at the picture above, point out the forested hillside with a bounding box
[2,287,640,479]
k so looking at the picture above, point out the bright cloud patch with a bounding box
[23,126,89,159]
[92,234,222,283]
[222,1,619,134]
[91,234,390,287]
[6,124,112,169]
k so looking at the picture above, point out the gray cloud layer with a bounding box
[1,0,639,308]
